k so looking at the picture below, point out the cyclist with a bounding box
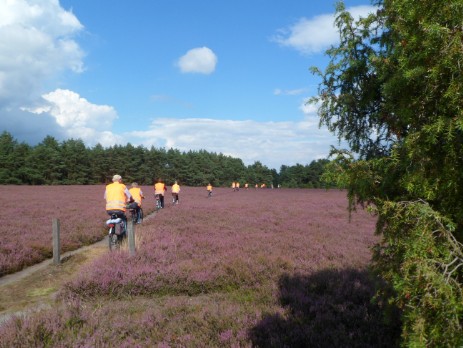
[104,174,132,234]
[154,178,166,208]
[129,182,144,223]
[171,180,180,205]
[207,183,213,197]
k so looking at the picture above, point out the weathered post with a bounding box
[127,220,136,256]
[52,218,60,264]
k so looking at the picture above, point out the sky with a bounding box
[0,0,376,170]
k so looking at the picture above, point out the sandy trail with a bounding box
[0,237,108,324]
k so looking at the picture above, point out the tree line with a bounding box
[0,131,331,188]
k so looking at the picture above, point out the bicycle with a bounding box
[106,212,126,251]
[127,202,143,224]
[154,194,162,211]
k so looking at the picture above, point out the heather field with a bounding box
[0,187,400,347]
[0,185,155,276]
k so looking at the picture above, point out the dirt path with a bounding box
[2,203,215,325]
[0,211,158,325]
[0,237,108,324]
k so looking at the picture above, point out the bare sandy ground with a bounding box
[0,237,107,324]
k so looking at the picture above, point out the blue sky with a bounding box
[0,0,375,170]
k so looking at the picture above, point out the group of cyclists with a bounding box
[231,181,269,190]
[105,175,274,242]
[104,175,186,236]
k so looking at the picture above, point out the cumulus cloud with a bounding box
[273,5,376,54]
[0,0,87,144]
[0,0,84,105]
[127,117,335,169]
[177,47,217,74]
[23,89,122,147]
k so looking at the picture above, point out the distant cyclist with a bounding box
[171,180,180,205]
[129,182,144,223]
[104,174,132,231]
[207,183,213,197]
[154,178,166,208]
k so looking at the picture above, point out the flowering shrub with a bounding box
[0,187,400,346]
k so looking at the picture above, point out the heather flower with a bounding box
[0,187,399,346]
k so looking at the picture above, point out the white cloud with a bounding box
[274,88,307,96]
[19,88,339,168]
[273,5,376,54]
[299,97,319,116]
[128,117,336,169]
[177,47,217,74]
[0,0,84,105]
[23,89,122,147]
[40,89,117,129]
[0,0,88,144]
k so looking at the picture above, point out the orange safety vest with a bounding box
[129,187,143,206]
[106,182,127,211]
[207,184,212,191]
[154,182,165,195]
[172,184,180,193]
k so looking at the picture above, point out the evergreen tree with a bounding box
[311,1,463,345]
[61,139,91,184]
[0,132,19,184]
[26,136,64,184]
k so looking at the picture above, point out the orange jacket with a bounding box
[207,184,212,191]
[172,184,180,193]
[154,182,165,195]
[105,182,128,211]
[129,187,143,206]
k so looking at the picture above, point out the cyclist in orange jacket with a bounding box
[104,174,132,230]
[154,178,166,208]
[171,180,180,205]
[207,183,213,197]
[129,182,144,223]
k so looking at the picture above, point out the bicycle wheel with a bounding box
[155,196,161,211]
[131,210,137,224]
[138,208,144,223]
[108,227,118,251]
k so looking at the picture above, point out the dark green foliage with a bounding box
[374,200,463,347]
[312,0,463,345]
[0,131,330,187]
[279,159,331,188]
[0,131,30,184]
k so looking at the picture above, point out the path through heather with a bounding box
[0,187,400,347]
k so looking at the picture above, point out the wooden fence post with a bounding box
[127,220,136,256]
[52,218,60,264]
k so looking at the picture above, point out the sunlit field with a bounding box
[0,186,400,346]
[0,185,155,276]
